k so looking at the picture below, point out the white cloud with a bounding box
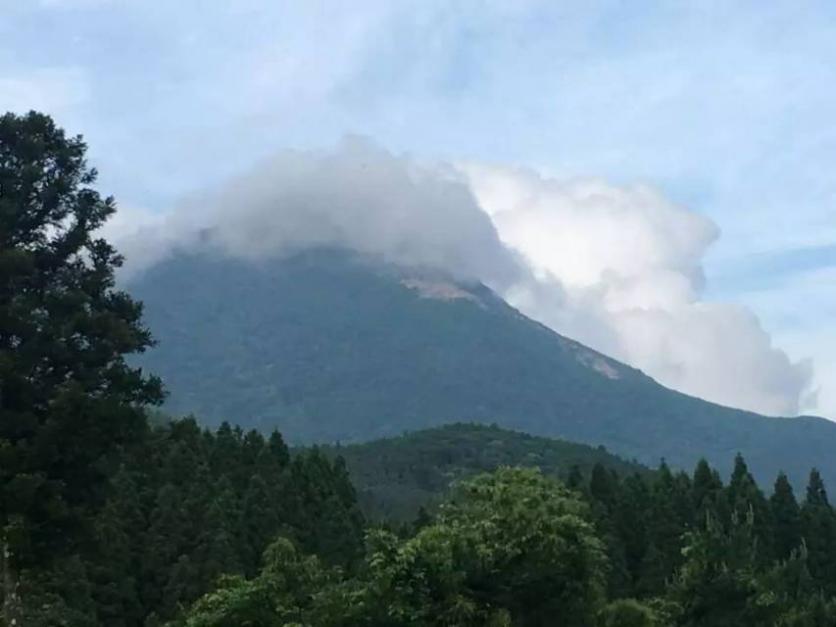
[462,164,814,416]
[732,265,836,418]
[112,137,522,289]
[108,138,815,417]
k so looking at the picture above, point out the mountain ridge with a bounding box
[128,247,835,491]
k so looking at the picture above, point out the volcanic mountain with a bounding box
[129,248,836,489]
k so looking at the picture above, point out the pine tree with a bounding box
[589,463,629,596]
[669,510,767,626]
[0,111,163,623]
[692,458,725,526]
[209,422,242,480]
[801,469,836,593]
[726,453,773,560]
[567,465,584,491]
[192,476,242,594]
[240,474,281,576]
[141,484,190,616]
[89,468,146,626]
[771,472,802,560]
[639,461,689,594]
[612,474,651,595]
[590,463,618,509]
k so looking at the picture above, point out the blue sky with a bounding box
[2,1,834,416]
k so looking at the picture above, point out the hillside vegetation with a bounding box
[130,248,836,491]
[322,422,651,519]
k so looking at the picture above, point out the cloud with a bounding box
[108,138,815,417]
[731,265,836,417]
[462,164,814,416]
[108,137,523,289]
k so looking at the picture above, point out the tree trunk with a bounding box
[1,540,20,627]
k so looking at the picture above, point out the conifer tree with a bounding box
[801,469,836,593]
[726,453,773,560]
[692,458,725,526]
[771,472,802,561]
[0,111,163,623]
[612,474,651,595]
[639,462,688,594]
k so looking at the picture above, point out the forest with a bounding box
[3,111,836,626]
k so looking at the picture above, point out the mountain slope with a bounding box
[318,422,651,520]
[129,248,836,490]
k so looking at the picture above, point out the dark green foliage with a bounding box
[692,458,727,527]
[801,470,836,595]
[772,472,802,561]
[638,462,692,595]
[177,468,608,627]
[0,111,163,623]
[727,453,774,561]
[177,457,836,627]
[333,428,836,609]
[8,416,364,626]
[130,248,836,492]
[319,422,650,520]
[115,419,365,624]
[597,599,660,627]
[668,511,765,626]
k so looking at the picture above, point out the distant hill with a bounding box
[319,422,651,520]
[129,247,836,491]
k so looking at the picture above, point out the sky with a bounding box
[1,1,834,418]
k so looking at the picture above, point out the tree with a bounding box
[726,454,773,560]
[801,469,836,593]
[692,458,725,526]
[597,599,659,627]
[771,472,802,560]
[177,467,608,627]
[0,111,163,622]
[612,474,651,595]
[639,462,689,594]
[668,510,767,626]
[396,467,607,626]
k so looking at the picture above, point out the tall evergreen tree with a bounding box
[639,462,689,594]
[0,111,163,623]
[726,453,773,560]
[692,458,725,526]
[771,472,802,561]
[801,469,836,593]
[612,473,651,596]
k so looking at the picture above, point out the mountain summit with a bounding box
[130,248,836,489]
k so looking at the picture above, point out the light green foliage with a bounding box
[597,599,660,627]
[177,468,607,627]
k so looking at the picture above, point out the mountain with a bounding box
[129,247,836,490]
[317,422,651,520]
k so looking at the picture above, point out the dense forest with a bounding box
[321,422,652,520]
[3,112,836,625]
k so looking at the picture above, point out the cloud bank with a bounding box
[462,165,813,415]
[106,139,815,417]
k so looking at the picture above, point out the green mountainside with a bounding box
[129,247,836,490]
[319,422,651,520]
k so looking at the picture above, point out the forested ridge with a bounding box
[3,112,836,625]
[319,422,651,520]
